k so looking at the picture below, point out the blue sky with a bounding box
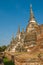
[0,0,43,46]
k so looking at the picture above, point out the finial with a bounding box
[18,25,20,33]
[22,28,24,33]
[30,4,33,14]
[30,4,32,8]
[12,33,14,40]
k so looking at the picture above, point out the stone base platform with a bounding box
[14,53,43,65]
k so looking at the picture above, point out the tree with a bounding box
[0,47,3,52]
[0,45,7,52]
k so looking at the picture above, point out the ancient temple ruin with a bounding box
[5,5,43,65]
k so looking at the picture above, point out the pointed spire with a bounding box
[26,4,38,33]
[17,25,20,34]
[22,28,24,33]
[16,25,21,41]
[12,33,14,41]
[29,4,36,22]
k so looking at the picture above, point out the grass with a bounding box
[3,57,14,65]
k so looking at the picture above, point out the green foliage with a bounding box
[2,46,7,51]
[0,45,7,52]
[0,47,3,52]
[3,57,14,65]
